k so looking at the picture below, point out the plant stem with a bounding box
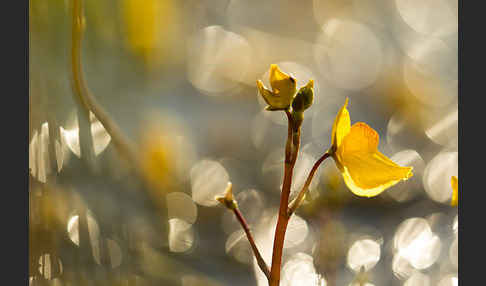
[288,152,330,216]
[71,0,96,167]
[284,110,293,163]
[232,207,271,280]
[269,111,301,286]
[71,0,139,169]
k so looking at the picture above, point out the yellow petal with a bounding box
[338,122,379,156]
[450,176,458,207]
[257,80,273,103]
[336,122,413,197]
[330,97,351,151]
[257,80,290,110]
[268,64,296,106]
[339,152,413,197]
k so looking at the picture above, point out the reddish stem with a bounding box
[288,152,331,216]
[269,111,301,286]
[232,207,270,280]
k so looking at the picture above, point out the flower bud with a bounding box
[216,182,238,210]
[257,64,297,111]
[292,79,314,113]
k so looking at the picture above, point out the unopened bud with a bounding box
[292,79,314,112]
[216,182,238,210]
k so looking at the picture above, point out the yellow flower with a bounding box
[329,98,413,197]
[451,176,458,206]
[257,64,297,111]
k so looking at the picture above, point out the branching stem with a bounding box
[288,152,331,216]
[269,111,301,286]
[232,207,271,280]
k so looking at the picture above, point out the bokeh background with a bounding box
[29,0,458,285]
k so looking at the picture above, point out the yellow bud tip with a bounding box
[216,182,237,209]
[307,79,314,88]
[224,182,233,200]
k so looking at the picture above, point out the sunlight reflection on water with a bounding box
[190,159,230,207]
[393,217,441,272]
[347,239,381,272]
[187,25,252,95]
[314,19,383,90]
[61,111,111,158]
[423,151,458,204]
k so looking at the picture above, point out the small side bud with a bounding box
[292,79,314,113]
[216,182,238,210]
